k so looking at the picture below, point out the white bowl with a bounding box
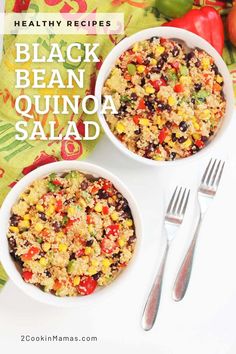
[0,161,142,307]
[95,27,235,166]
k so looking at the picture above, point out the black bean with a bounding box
[195,59,201,68]
[157,58,165,70]
[191,98,196,104]
[157,101,165,111]
[146,143,156,154]
[161,52,168,62]
[8,237,17,254]
[209,130,214,136]
[92,271,103,281]
[127,235,136,245]
[112,251,122,259]
[140,78,146,86]
[172,46,180,57]
[165,104,172,113]
[150,36,159,43]
[86,239,94,247]
[64,197,76,205]
[111,262,119,271]
[165,121,172,129]
[10,214,21,227]
[116,198,130,213]
[212,64,219,75]
[38,212,46,221]
[179,121,188,132]
[194,83,202,91]
[45,270,51,277]
[98,189,109,199]
[201,136,208,143]
[171,133,177,142]
[151,67,160,74]
[143,58,150,65]
[81,180,88,190]
[131,92,138,101]
[134,128,141,135]
[146,73,151,79]
[69,253,76,261]
[178,136,187,144]
[52,221,61,232]
[186,51,195,61]
[146,101,155,112]
[170,152,177,160]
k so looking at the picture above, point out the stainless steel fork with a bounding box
[172,158,225,302]
[142,186,190,331]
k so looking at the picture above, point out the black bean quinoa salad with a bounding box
[7,171,136,296]
[102,37,226,161]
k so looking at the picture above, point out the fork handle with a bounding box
[172,214,202,302]
[141,242,169,331]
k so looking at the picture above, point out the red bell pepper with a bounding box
[163,6,224,55]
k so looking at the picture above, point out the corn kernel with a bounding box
[56,232,64,239]
[42,242,51,252]
[67,206,76,217]
[154,116,162,125]
[102,258,111,267]
[216,75,223,84]
[203,109,211,119]
[139,118,150,126]
[179,76,192,85]
[193,122,200,130]
[59,243,68,252]
[145,86,155,94]
[35,222,43,232]
[132,43,139,52]
[125,219,133,227]
[150,58,157,65]
[85,247,92,255]
[168,96,176,106]
[79,198,86,208]
[118,238,125,247]
[73,276,80,286]
[46,205,55,216]
[88,266,97,276]
[111,212,119,221]
[202,57,210,69]
[20,220,30,229]
[88,224,94,234]
[137,65,145,73]
[155,46,165,55]
[9,226,19,233]
[39,257,47,267]
[154,155,164,161]
[116,122,125,134]
[23,214,31,220]
[193,133,201,140]
[36,204,44,212]
[182,138,192,148]
[94,203,103,213]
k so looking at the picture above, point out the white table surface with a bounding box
[1,5,236,351]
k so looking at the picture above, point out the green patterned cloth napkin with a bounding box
[0,0,235,289]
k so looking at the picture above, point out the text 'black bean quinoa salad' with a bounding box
[7,171,136,296]
[102,37,226,161]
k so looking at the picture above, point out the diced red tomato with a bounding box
[91,186,99,195]
[171,61,180,70]
[76,248,85,257]
[102,206,109,215]
[101,237,118,255]
[55,199,63,213]
[22,270,33,282]
[150,80,160,91]
[102,180,112,191]
[106,224,119,236]
[137,98,146,110]
[195,140,205,148]
[86,215,92,224]
[53,279,62,291]
[77,276,97,295]
[160,38,167,45]
[133,115,140,125]
[22,247,40,261]
[136,55,143,64]
[174,84,184,93]
[158,127,168,144]
[52,179,62,186]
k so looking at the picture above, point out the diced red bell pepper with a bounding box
[102,206,109,215]
[102,180,112,191]
[22,247,40,261]
[136,55,143,64]
[158,127,168,144]
[195,140,205,148]
[137,98,146,110]
[171,61,180,70]
[22,270,33,282]
[106,224,119,236]
[91,186,99,195]
[52,179,62,186]
[101,237,118,255]
[76,248,85,257]
[86,215,92,224]
[55,199,63,213]
[174,84,185,93]
[133,115,140,125]
[54,279,62,291]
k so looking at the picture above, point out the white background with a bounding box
[1,2,236,352]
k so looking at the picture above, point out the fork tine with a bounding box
[201,158,212,184]
[177,188,186,215]
[172,187,182,214]
[180,189,190,216]
[215,161,225,188]
[166,186,178,214]
[211,160,221,186]
[206,158,216,186]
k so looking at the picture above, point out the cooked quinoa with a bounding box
[7,171,136,296]
[102,37,226,161]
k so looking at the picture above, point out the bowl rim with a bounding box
[95,26,235,167]
[0,161,142,307]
